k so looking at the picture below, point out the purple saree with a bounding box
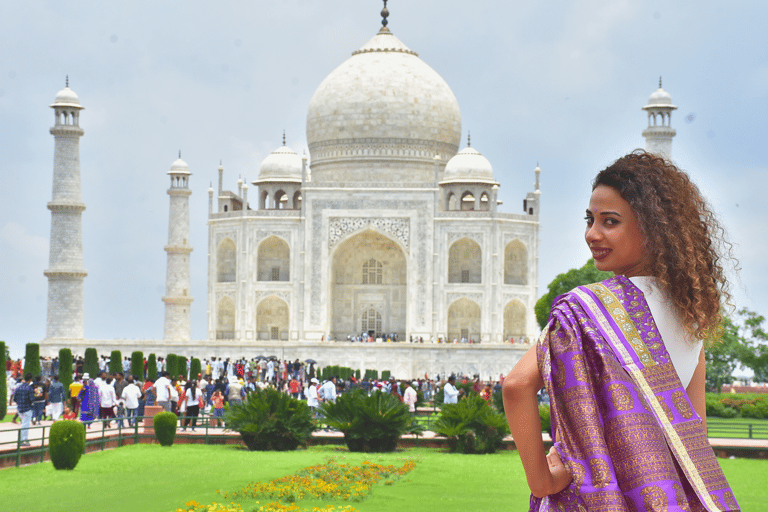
[532,276,738,511]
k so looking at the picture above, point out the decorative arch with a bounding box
[448,237,481,283]
[479,191,490,211]
[258,236,290,281]
[447,298,481,342]
[216,238,236,282]
[330,230,407,341]
[460,191,475,211]
[256,296,289,341]
[292,191,302,209]
[446,191,457,211]
[503,299,526,341]
[260,190,269,210]
[273,190,288,209]
[216,296,235,339]
[504,239,528,285]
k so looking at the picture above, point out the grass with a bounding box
[0,444,766,512]
[707,417,768,439]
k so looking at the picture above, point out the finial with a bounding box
[220,159,222,165]
[659,76,662,88]
[282,130,286,146]
[467,131,471,147]
[65,75,69,88]
[381,0,389,28]
[179,150,181,159]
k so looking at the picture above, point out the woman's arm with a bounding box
[503,345,571,498]
[686,347,707,432]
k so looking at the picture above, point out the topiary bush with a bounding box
[84,348,99,377]
[147,353,157,381]
[24,343,42,378]
[58,348,73,392]
[49,420,85,470]
[434,394,509,454]
[154,411,178,446]
[0,341,6,419]
[190,357,201,380]
[109,350,122,375]
[225,387,315,451]
[166,354,177,379]
[131,351,144,381]
[381,370,391,381]
[321,388,423,452]
[741,399,768,420]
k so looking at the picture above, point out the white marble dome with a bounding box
[442,146,496,184]
[255,145,302,183]
[306,28,462,183]
[169,157,190,175]
[646,87,675,108]
[51,86,83,109]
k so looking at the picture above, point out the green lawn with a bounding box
[0,444,766,512]
[707,417,768,439]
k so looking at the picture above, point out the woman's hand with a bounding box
[546,446,573,494]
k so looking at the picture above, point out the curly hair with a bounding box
[593,150,734,343]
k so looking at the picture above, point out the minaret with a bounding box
[642,77,677,159]
[162,153,193,341]
[45,78,87,340]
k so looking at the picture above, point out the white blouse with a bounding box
[629,276,703,388]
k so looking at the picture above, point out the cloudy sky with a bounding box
[1,0,766,358]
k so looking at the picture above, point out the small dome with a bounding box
[168,157,190,175]
[643,86,676,110]
[441,147,496,184]
[51,87,83,109]
[255,145,302,183]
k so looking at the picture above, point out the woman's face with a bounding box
[585,185,649,277]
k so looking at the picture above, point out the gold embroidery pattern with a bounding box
[656,394,675,422]
[672,483,691,512]
[608,383,633,411]
[572,353,589,383]
[672,391,694,419]
[724,490,738,510]
[641,485,669,511]
[568,459,586,487]
[710,493,724,511]
[589,457,611,488]
[571,286,721,512]
[555,358,566,388]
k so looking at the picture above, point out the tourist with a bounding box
[153,371,172,412]
[48,375,66,421]
[169,378,180,414]
[182,379,201,431]
[78,373,99,428]
[210,389,225,427]
[62,405,76,421]
[13,374,34,446]
[226,376,245,406]
[443,375,461,404]
[320,376,337,403]
[503,151,739,509]
[69,374,83,417]
[306,378,320,417]
[121,376,142,427]
[31,376,46,425]
[403,381,418,414]
[99,377,117,426]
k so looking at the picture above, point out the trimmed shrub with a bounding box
[539,405,552,435]
[58,348,74,392]
[190,358,201,380]
[147,353,158,381]
[109,350,122,375]
[131,351,144,380]
[355,369,361,380]
[225,387,315,451]
[49,420,85,470]
[741,399,768,420]
[0,342,6,419]
[84,348,99,377]
[154,411,178,446]
[321,388,423,452]
[166,354,178,379]
[24,343,42,378]
[381,370,391,381]
[434,394,509,454]
[492,389,505,413]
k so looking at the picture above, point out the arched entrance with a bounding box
[504,299,526,341]
[256,296,289,341]
[447,298,481,342]
[330,230,407,340]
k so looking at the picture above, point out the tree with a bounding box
[147,353,157,381]
[731,309,768,384]
[109,350,122,375]
[59,348,74,391]
[535,259,613,329]
[706,316,742,392]
[24,343,42,378]
[131,351,144,381]
[190,357,201,380]
[84,348,99,377]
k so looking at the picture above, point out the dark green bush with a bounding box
[0,342,6,419]
[154,411,178,446]
[381,370,391,381]
[131,351,144,380]
[109,350,122,375]
[539,405,552,435]
[225,387,315,451]
[355,369,361,380]
[59,348,73,392]
[492,389,504,413]
[147,354,157,381]
[321,388,423,452]
[190,357,201,380]
[166,354,177,379]
[433,386,444,405]
[84,348,99,377]
[24,343,41,378]
[434,394,509,454]
[49,420,85,470]
[741,399,768,420]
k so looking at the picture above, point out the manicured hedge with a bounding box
[190,358,201,380]
[109,350,122,375]
[154,412,178,446]
[166,354,177,379]
[49,420,85,470]
[131,351,144,381]
[147,354,157,381]
[84,348,99,377]
[58,348,73,392]
[24,343,41,378]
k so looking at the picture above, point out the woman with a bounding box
[503,151,739,511]
[182,379,200,431]
[78,374,99,429]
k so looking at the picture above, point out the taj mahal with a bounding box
[37,8,678,379]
